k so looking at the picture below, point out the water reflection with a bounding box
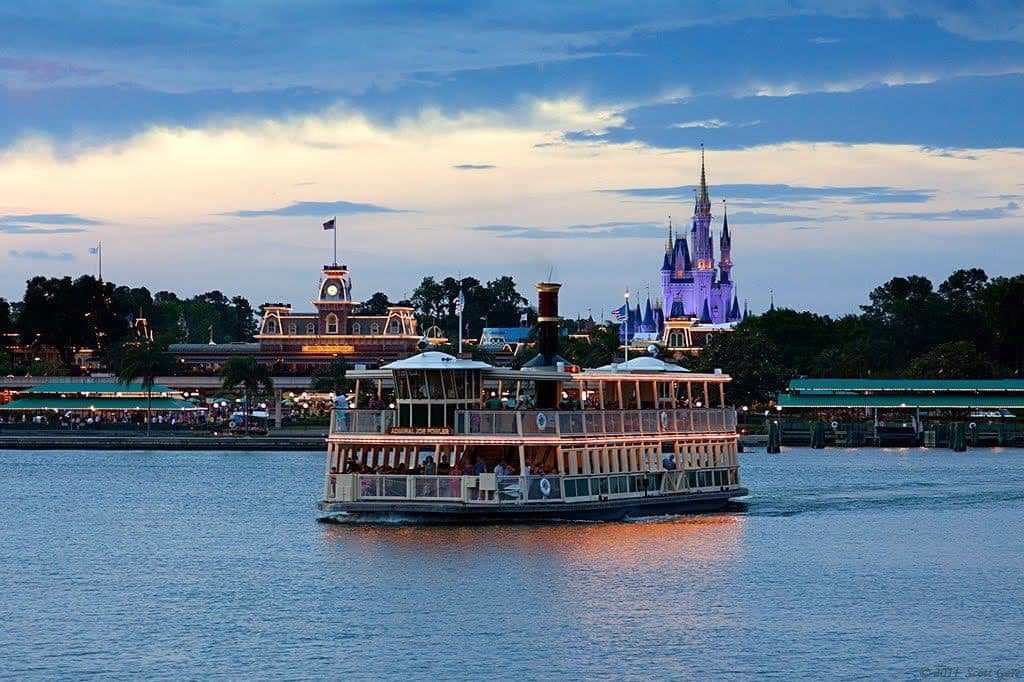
[321,512,745,569]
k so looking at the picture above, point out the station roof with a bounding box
[788,378,1024,393]
[0,397,200,411]
[23,382,176,395]
[778,393,1024,409]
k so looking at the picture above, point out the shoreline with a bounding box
[0,433,325,451]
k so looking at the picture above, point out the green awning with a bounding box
[778,393,1024,409]
[23,382,176,395]
[0,397,201,411]
[788,378,1024,393]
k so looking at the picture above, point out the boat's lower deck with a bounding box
[318,486,749,523]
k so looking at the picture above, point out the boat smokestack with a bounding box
[535,282,561,364]
[526,282,564,409]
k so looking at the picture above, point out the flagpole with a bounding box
[624,288,630,364]
[457,290,464,355]
[332,216,337,266]
[98,242,103,281]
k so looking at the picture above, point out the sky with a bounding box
[1,1,1023,318]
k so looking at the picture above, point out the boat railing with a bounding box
[330,407,736,436]
[334,470,739,505]
[458,408,736,437]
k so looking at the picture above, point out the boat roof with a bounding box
[382,351,492,370]
[589,357,691,374]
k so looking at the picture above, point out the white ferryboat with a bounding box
[317,283,747,523]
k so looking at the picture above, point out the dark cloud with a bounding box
[0,224,87,234]
[453,163,496,170]
[473,221,662,239]
[601,183,935,204]
[868,202,1019,221]
[0,213,101,225]
[8,249,75,261]
[227,200,406,218]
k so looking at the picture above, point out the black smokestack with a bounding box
[524,282,566,408]
[535,282,561,363]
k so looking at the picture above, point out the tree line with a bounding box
[0,275,258,374]
[695,268,1024,405]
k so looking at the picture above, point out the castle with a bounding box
[621,151,743,353]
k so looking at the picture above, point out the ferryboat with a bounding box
[316,283,747,523]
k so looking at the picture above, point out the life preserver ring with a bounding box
[539,478,552,497]
[969,422,977,430]
[536,412,548,430]
[830,420,839,429]
[660,411,669,428]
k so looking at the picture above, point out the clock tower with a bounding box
[314,265,356,335]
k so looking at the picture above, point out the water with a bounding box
[2,448,1022,680]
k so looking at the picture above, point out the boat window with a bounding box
[394,371,408,399]
[425,371,443,399]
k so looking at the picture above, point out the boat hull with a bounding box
[317,487,749,524]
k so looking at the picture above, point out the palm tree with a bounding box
[117,338,172,436]
[312,356,349,396]
[221,356,274,435]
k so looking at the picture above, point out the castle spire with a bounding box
[695,143,711,217]
[666,215,673,251]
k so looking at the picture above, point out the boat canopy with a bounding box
[589,357,691,374]
[382,351,492,371]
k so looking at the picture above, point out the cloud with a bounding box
[808,36,841,45]
[474,221,662,239]
[453,163,496,170]
[227,200,406,218]
[672,119,759,129]
[727,212,841,224]
[0,57,100,83]
[868,202,1020,221]
[0,224,87,234]
[0,213,101,225]
[8,249,75,261]
[602,183,935,204]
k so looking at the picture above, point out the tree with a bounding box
[116,338,173,436]
[0,298,11,350]
[221,356,274,434]
[356,292,392,316]
[906,340,998,379]
[692,329,789,406]
[311,357,349,395]
[739,308,835,376]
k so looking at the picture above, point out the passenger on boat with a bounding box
[424,457,436,476]
[485,392,503,410]
[474,457,487,475]
[662,453,677,470]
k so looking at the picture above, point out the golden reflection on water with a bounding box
[321,514,747,634]
[321,512,745,569]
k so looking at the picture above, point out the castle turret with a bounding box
[719,200,733,284]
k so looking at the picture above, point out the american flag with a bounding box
[322,217,336,231]
[453,290,465,315]
[612,304,628,322]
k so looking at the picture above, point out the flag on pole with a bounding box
[453,290,465,315]
[89,246,99,254]
[519,311,528,325]
[612,304,628,322]
[322,218,336,231]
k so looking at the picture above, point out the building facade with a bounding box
[171,263,421,371]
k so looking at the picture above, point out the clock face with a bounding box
[326,284,339,297]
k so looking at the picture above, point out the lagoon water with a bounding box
[2,447,1022,680]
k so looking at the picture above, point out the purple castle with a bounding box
[621,150,742,346]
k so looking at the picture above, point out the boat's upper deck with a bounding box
[331,352,735,443]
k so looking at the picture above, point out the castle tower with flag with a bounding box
[619,149,743,353]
